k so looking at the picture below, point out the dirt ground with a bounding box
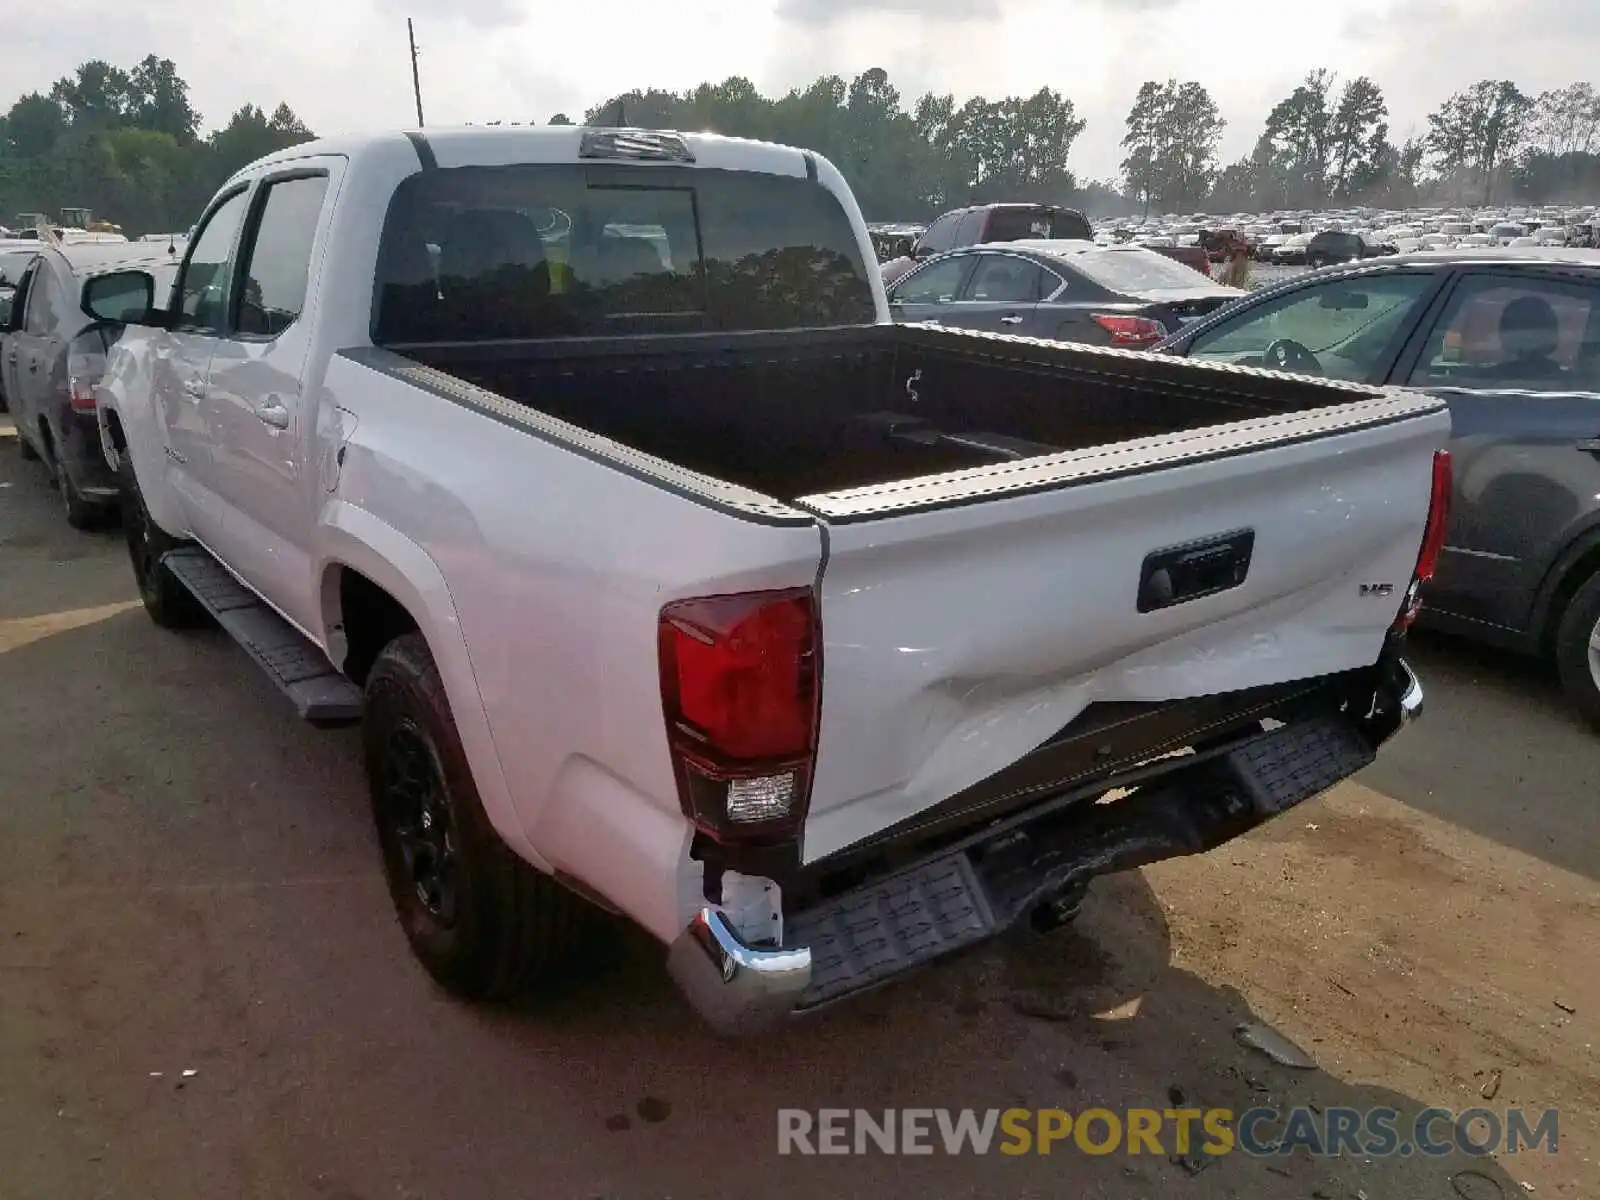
[1,419,1595,1200]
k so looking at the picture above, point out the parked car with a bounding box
[886,241,1243,346]
[880,202,1094,286]
[0,247,40,412]
[0,242,180,525]
[1253,233,1288,261]
[96,125,1440,1032]
[1271,233,1315,264]
[1155,248,1600,728]
[1304,230,1399,267]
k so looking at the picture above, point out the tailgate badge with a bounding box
[1359,582,1396,597]
[905,368,922,404]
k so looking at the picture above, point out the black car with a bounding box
[1154,249,1600,727]
[1,242,180,526]
[0,247,40,412]
[887,241,1243,347]
[880,202,1094,287]
[1305,229,1398,268]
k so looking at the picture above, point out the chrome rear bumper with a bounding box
[669,658,1425,1034]
[666,907,811,1035]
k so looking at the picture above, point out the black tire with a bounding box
[118,457,208,629]
[57,462,104,531]
[1554,571,1600,732]
[364,632,586,1000]
[1308,253,1329,269]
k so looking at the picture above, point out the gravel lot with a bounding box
[1,417,1595,1199]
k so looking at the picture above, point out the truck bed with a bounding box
[390,323,1389,503]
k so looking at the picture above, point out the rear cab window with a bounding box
[372,164,876,343]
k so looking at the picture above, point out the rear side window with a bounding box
[1406,274,1600,393]
[373,164,875,343]
[964,254,1044,302]
[236,175,329,337]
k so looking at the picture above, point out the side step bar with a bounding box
[162,547,363,723]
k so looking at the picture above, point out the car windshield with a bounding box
[1063,249,1214,293]
[372,162,877,343]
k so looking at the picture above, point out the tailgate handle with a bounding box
[1138,529,1255,613]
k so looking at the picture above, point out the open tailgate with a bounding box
[796,391,1448,863]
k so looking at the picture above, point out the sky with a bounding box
[6,0,1598,181]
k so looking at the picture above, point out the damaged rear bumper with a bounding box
[669,655,1423,1035]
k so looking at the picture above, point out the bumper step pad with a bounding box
[788,715,1375,1012]
[162,547,363,723]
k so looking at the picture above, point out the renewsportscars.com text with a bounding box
[776,1106,1559,1157]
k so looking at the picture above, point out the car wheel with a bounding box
[1554,571,1600,732]
[364,631,590,1000]
[1308,253,1329,268]
[57,462,103,531]
[119,457,208,629]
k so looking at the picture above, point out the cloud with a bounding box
[775,0,999,26]
[370,0,526,31]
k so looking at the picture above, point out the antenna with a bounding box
[408,18,425,127]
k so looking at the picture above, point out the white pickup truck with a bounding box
[90,125,1446,1033]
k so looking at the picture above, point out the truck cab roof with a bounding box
[238,125,821,183]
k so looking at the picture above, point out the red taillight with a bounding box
[658,588,819,843]
[67,347,106,413]
[1393,449,1452,631]
[1091,313,1168,348]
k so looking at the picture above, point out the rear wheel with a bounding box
[57,462,103,530]
[364,632,588,1000]
[119,458,207,628]
[1554,571,1600,732]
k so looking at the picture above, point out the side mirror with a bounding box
[82,269,160,325]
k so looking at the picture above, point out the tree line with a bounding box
[0,57,314,237]
[3,57,1598,238]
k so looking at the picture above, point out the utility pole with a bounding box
[408,18,425,127]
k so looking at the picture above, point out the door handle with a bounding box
[256,400,290,429]
[999,314,1024,325]
[181,379,204,398]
